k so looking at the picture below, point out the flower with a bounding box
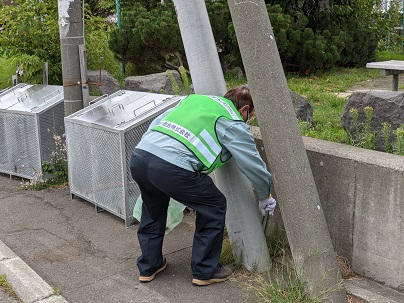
[107,14,118,23]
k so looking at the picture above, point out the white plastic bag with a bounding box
[133,195,186,234]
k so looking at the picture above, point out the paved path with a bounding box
[0,173,250,303]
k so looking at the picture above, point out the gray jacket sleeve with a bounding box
[216,118,272,200]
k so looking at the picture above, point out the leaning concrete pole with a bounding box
[227,1,347,302]
[58,0,84,116]
[172,0,271,272]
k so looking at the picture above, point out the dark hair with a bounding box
[223,85,254,111]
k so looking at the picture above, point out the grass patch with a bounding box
[220,228,244,269]
[226,67,381,144]
[227,64,404,148]
[224,221,352,302]
[376,50,404,61]
[222,225,317,302]
[265,226,288,259]
[286,67,381,143]
[53,287,62,296]
[231,248,348,303]
[287,67,380,95]
[0,274,20,302]
[243,266,320,303]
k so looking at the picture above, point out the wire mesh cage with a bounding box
[0,83,65,179]
[64,90,183,227]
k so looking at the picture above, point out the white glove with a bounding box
[258,196,276,216]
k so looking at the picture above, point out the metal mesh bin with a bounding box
[0,83,65,179]
[64,90,183,226]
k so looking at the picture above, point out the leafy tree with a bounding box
[206,1,241,70]
[86,0,116,17]
[312,0,382,66]
[0,0,61,84]
[108,0,388,75]
[108,2,184,75]
[264,0,386,71]
[265,4,341,73]
[0,0,122,84]
[84,5,123,81]
[108,0,242,75]
[265,0,323,17]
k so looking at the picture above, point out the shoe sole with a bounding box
[191,276,230,286]
[139,261,168,283]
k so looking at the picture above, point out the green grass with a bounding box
[226,57,404,146]
[223,223,348,303]
[225,66,382,144]
[0,274,20,302]
[286,67,383,143]
[244,267,321,303]
[376,50,404,61]
[221,223,315,302]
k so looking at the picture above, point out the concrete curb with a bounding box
[0,240,68,303]
[344,277,404,303]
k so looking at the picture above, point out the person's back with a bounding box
[129,86,276,286]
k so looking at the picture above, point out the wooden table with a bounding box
[366,60,404,91]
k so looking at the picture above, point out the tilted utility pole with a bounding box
[227,0,347,302]
[58,0,84,116]
[172,0,271,272]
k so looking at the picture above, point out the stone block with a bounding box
[341,91,404,151]
[87,70,120,96]
[124,71,183,94]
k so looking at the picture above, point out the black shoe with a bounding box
[192,265,235,286]
[139,258,168,283]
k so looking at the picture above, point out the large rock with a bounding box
[124,70,186,94]
[87,70,120,95]
[290,90,313,124]
[341,91,404,151]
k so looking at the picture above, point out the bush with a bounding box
[0,54,15,89]
[264,4,342,73]
[0,0,122,85]
[0,0,61,84]
[1,0,398,81]
[313,3,379,67]
[84,10,123,83]
[108,2,184,75]
[108,1,243,75]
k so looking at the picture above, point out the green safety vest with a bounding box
[152,94,243,173]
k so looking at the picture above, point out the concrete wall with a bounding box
[252,126,404,291]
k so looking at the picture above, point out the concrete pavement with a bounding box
[2,171,404,303]
[0,173,250,303]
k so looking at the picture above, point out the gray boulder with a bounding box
[341,91,404,151]
[124,70,186,94]
[87,70,120,96]
[290,90,313,124]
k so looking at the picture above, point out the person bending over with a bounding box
[130,85,276,286]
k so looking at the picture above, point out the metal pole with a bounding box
[173,0,271,272]
[116,0,124,76]
[226,0,347,302]
[43,62,48,85]
[58,0,84,116]
[402,0,404,48]
[116,0,121,29]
